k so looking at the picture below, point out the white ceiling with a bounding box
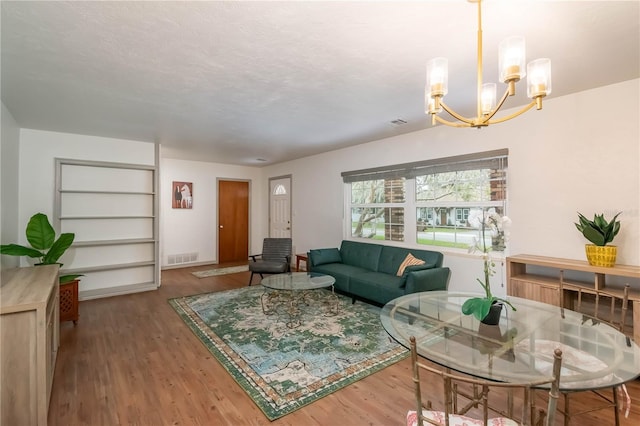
[2,1,639,166]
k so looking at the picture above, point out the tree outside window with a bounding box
[416,169,506,250]
[351,178,405,241]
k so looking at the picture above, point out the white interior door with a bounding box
[269,176,291,238]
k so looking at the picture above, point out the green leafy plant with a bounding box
[0,212,82,284]
[461,208,516,321]
[575,212,621,246]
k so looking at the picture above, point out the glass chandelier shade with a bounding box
[499,36,526,83]
[425,0,552,128]
[527,58,553,98]
[426,57,448,98]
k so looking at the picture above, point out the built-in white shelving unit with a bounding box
[55,158,159,300]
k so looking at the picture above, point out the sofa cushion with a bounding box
[350,272,406,305]
[402,262,436,278]
[309,263,370,294]
[396,253,426,276]
[309,248,342,266]
[339,240,382,272]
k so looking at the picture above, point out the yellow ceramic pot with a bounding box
[585,244,617,267]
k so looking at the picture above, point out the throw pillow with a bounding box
[310,248,342,266]
[396,253,426,276]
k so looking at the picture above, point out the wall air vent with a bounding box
[167,252,199,265]
[390,119,408,127]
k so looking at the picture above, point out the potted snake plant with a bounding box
[575,212,621,267]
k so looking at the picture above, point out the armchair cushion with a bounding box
[248,260,289,274]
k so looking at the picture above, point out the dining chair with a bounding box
[248,238,292,286]
[406,335,563,426]
[558,271,631,426]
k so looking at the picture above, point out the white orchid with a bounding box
[462,208,516,321]
[467,208,510,253]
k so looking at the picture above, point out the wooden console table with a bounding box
[507,254,640,341]
[1,265,60,426]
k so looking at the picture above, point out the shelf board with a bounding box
[508,254,640,278]
[60,190,154,195]
[61,261,155,274]
[72,238,156,247]
[510,273,558,287]
[60,215,155,220]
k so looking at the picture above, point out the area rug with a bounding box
[191,265,249,278]
[168,286,408,420]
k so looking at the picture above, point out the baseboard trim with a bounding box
[79,282,158,301]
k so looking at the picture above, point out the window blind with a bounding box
[341,149,508,183]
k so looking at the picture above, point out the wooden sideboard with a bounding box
[1,265,60,426]
[507,254,640,341]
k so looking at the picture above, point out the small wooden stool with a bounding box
[295,254,308,271]
[60,279,79,325]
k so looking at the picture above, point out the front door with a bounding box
[218,180,249,263]
[269,176,291,238]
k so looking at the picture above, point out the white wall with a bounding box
[16,129,157,295]
[5,80,638,296]
[1,103,21,269]
[160,158,264,267]
[262,80,640,294]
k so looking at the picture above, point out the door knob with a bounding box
[220,225,224,229]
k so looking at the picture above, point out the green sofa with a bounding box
[308,240,451,305]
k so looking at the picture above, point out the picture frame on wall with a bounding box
[172,181,193,209]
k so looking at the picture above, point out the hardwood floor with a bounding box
[49,265,639,425]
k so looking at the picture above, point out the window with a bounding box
[272,184,287,195]
[350,178,405,241]
[343,150,507,251]
[415,166,506,250]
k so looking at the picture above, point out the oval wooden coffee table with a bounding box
[260,272,338,328]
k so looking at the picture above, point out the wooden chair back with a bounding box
[408,336,562,426]
[559,270,630,334]
[557,272,631,425]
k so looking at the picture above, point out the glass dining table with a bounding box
[380,291,640,391]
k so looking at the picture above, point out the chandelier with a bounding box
[425,0,551,128]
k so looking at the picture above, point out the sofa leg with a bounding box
[248,272,254,286]
[352,297,356,304]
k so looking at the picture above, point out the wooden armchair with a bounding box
[248,238,292,285]
[406,335,563,426]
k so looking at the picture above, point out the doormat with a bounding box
[168,286,408,420]
[191,265,249,278]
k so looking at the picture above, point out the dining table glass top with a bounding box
[380,291,640,391]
